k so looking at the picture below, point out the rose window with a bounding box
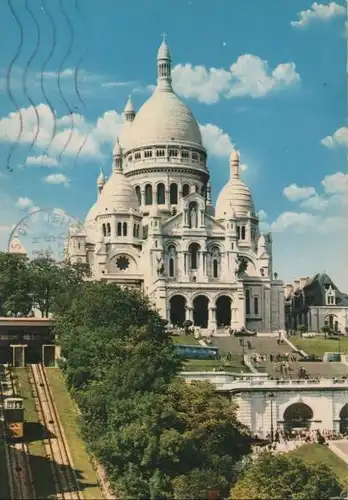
[116,256,130,271]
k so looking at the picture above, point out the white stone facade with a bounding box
[67,39,285,333]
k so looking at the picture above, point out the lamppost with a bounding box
[268,392,275,442]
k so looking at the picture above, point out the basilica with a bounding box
[67,39,285,333]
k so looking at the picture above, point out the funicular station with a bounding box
[0,317,58,367]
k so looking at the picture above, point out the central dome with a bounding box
[126,89,203,149]
[122,39,203,152]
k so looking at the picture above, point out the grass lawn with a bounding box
[45,368,103,500]
[291,443,348,485]
[15,368,55,499]
[291,336,348,356]
[172,335,200,345]
[183,356,248,373]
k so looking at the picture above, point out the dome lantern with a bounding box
[157,33,172,91]
[113,138,123,172]
[124,95,136,122]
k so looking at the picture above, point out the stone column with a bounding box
[183,210,189,227]
[200,210,205,227]
[186,306,193,322]
[208,306,217,331]
[141,189,145,206]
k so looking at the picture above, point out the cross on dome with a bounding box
[161,32,167,42]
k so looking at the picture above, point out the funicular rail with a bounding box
[0,365,36,500]
[29,363,82,500]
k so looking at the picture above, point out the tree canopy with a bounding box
[230,451,343,500]
[0,252,89,317]
[55,281,252,498]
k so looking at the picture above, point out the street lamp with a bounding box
[268,392,275,442]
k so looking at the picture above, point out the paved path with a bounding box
[329,440,348,464]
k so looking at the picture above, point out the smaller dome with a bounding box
[113,138,122,157]
[85,203,97,223]
[157,40,171,60]
[224,202,236,219]
[97,168,105,186]
[124,95,135,114]
[258,234,266,247]
[94,167,140,215]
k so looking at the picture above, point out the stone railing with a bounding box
[181,371,348,391]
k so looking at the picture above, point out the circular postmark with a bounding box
[7,208,92,261]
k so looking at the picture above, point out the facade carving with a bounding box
[67,39,285,333]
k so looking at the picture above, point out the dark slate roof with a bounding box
[304,273,348,307]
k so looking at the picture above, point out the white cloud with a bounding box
[0,104,125,160]
[172,54,300,104]
[199,123,234,157]
[322,171,348,194]
[26,155,60,167]
[291,2,345,28]
[240,163,248,172]
[321,126,348,148]
[283,183,316,201]
[300,195,329,210]
[16,197,33,209]
[257,209,268,220]
[44,173,70,187]
[271,211,318,232]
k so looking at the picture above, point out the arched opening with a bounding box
[254,296,259,315]
[107,223,111,236]
[102,224,106,237]
[167,245,176,278]
[188,201,198,228]
[123,222,127,236]
[193,295,209,328]
[211,246,220,278]
[135,186,141,205]
[170,295,186,327]
[245,289,250,315]
[145,184,153,205]
[283,402,314,431]
[157,183,165,204]
[216,296,232,328]
[169,258,174,277]
[188,243,200,270]
[117,222,122,236]
[241,226,246,240]
[170,183,178,204]
[213,260,218,278]
[339,404,348,434]
[182,184,190,197]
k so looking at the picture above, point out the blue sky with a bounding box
[0,0,347,289]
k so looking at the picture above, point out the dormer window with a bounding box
[144,150,152,158]
[156,149,165,157]
[169,148,178,157]
[134,152,141,160]
[327,295,335,305]
[181,150,189,159]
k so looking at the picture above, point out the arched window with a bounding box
[167,245,176,278]
[213,260,218,278]
[169,258,174,277]
[194,185,199,193]
[254,296,259,315]
[136,225,140,238]
[145,184,153,205]
[102,224,106,237]
[188,201,198,228]
[117,222,122,236]
[182,184,190,197]
[133,223,136,237]
[170,183,178,204]
[107,223,111,236]
[237,226,241,239]
[328,315,334,330]
[189,243,200,270]
[241,226,246,240]
[123,222,127,236]
[245,289,250,315]
[135,186,141,205]
[157,183,165,204]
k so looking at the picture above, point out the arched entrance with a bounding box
[193,295,209,328]
[169,295,186,327]
[339,404,348,434]
[283,402,313,431]
[216,296,232,327]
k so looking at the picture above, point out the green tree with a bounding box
[0,252,32,316]
[230,451,342,500]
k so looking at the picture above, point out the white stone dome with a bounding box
[125,88,203,150]
[94,166,140,215]
[215,149,255,219]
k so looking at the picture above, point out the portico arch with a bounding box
[283,402,313,431]
[193,295,209,328]
[339,404,348,434]
[169,295,186,327]
[216,295,232,327]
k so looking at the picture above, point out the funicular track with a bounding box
[0,365,36,500]
[29,363,82,500]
